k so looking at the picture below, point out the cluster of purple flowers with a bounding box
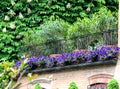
[14,46,120,69]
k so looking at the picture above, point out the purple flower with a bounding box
[14,45,120,69]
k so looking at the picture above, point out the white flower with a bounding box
[86,7,91,12]
[47,1,52,6]
[24,58,28,64]
[27,0,32,3]
[32,20,36,23]
[27,8,31,15]
[10,23,16,29]
[10,9,16,16]
[4,15,10,21]
[2,28,7,32]
[66,3,71,9]
[11,0,15,6]
[19,12,24,19]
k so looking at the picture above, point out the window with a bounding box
[90,83,107,89]
[88,74,113,89]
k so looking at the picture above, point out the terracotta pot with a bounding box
[50,54,61,58]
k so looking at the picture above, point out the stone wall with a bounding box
[19,60,116,89]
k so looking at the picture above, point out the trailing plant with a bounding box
[107,78,119,89]
[68,82,78,89]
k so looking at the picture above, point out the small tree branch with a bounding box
[5,79,13,89]
[6,60,29,89]
[17,69,26,83]
[12,69,27,89]
[12,83,21,89]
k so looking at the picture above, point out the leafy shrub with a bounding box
[22,7,118,56]
[0,61,14,89]
[67,7,118,38]
[107,78,119,89]
[68,82,78,89]
[34,83,41,89]
[22,18,70,56]
[0,59,30,89]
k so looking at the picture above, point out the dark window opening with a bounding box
[88,83,107,89]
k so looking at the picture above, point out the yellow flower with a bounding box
[10,68,14,72]
[3,63,7,69]
[28,73,32,78]
[33,73,39,79]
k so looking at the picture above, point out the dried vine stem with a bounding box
[5,79,13,89]
[5,61,28,89]
[12,69,27,89]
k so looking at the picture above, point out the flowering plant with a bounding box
[14,46,119,69]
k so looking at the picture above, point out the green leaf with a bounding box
[20,62,25,69]
[34,83,41,89]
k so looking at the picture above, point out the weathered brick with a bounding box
[19,64,115,89]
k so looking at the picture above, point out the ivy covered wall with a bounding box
[0,0,118,61]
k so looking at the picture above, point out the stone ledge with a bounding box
[26,59,117,74]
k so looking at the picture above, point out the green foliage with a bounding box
[67,7,118,38]
[96,7,118,31]
[22,7,118,55]
[27,73,34,81]
[0,59,29,89]
[34,83,41,89]
[0,61,14,89]
[68,82,79,89]
[0,0,118,61]
[107,78,119,89]
[0,33,21,61]
[22,18,70,55]
[23,18,69,44]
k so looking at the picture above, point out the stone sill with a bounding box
[26,59,117,74]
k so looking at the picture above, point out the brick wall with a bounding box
[88,74,113,85]
[19,63,116,89]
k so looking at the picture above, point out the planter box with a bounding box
[26,59,117,74]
